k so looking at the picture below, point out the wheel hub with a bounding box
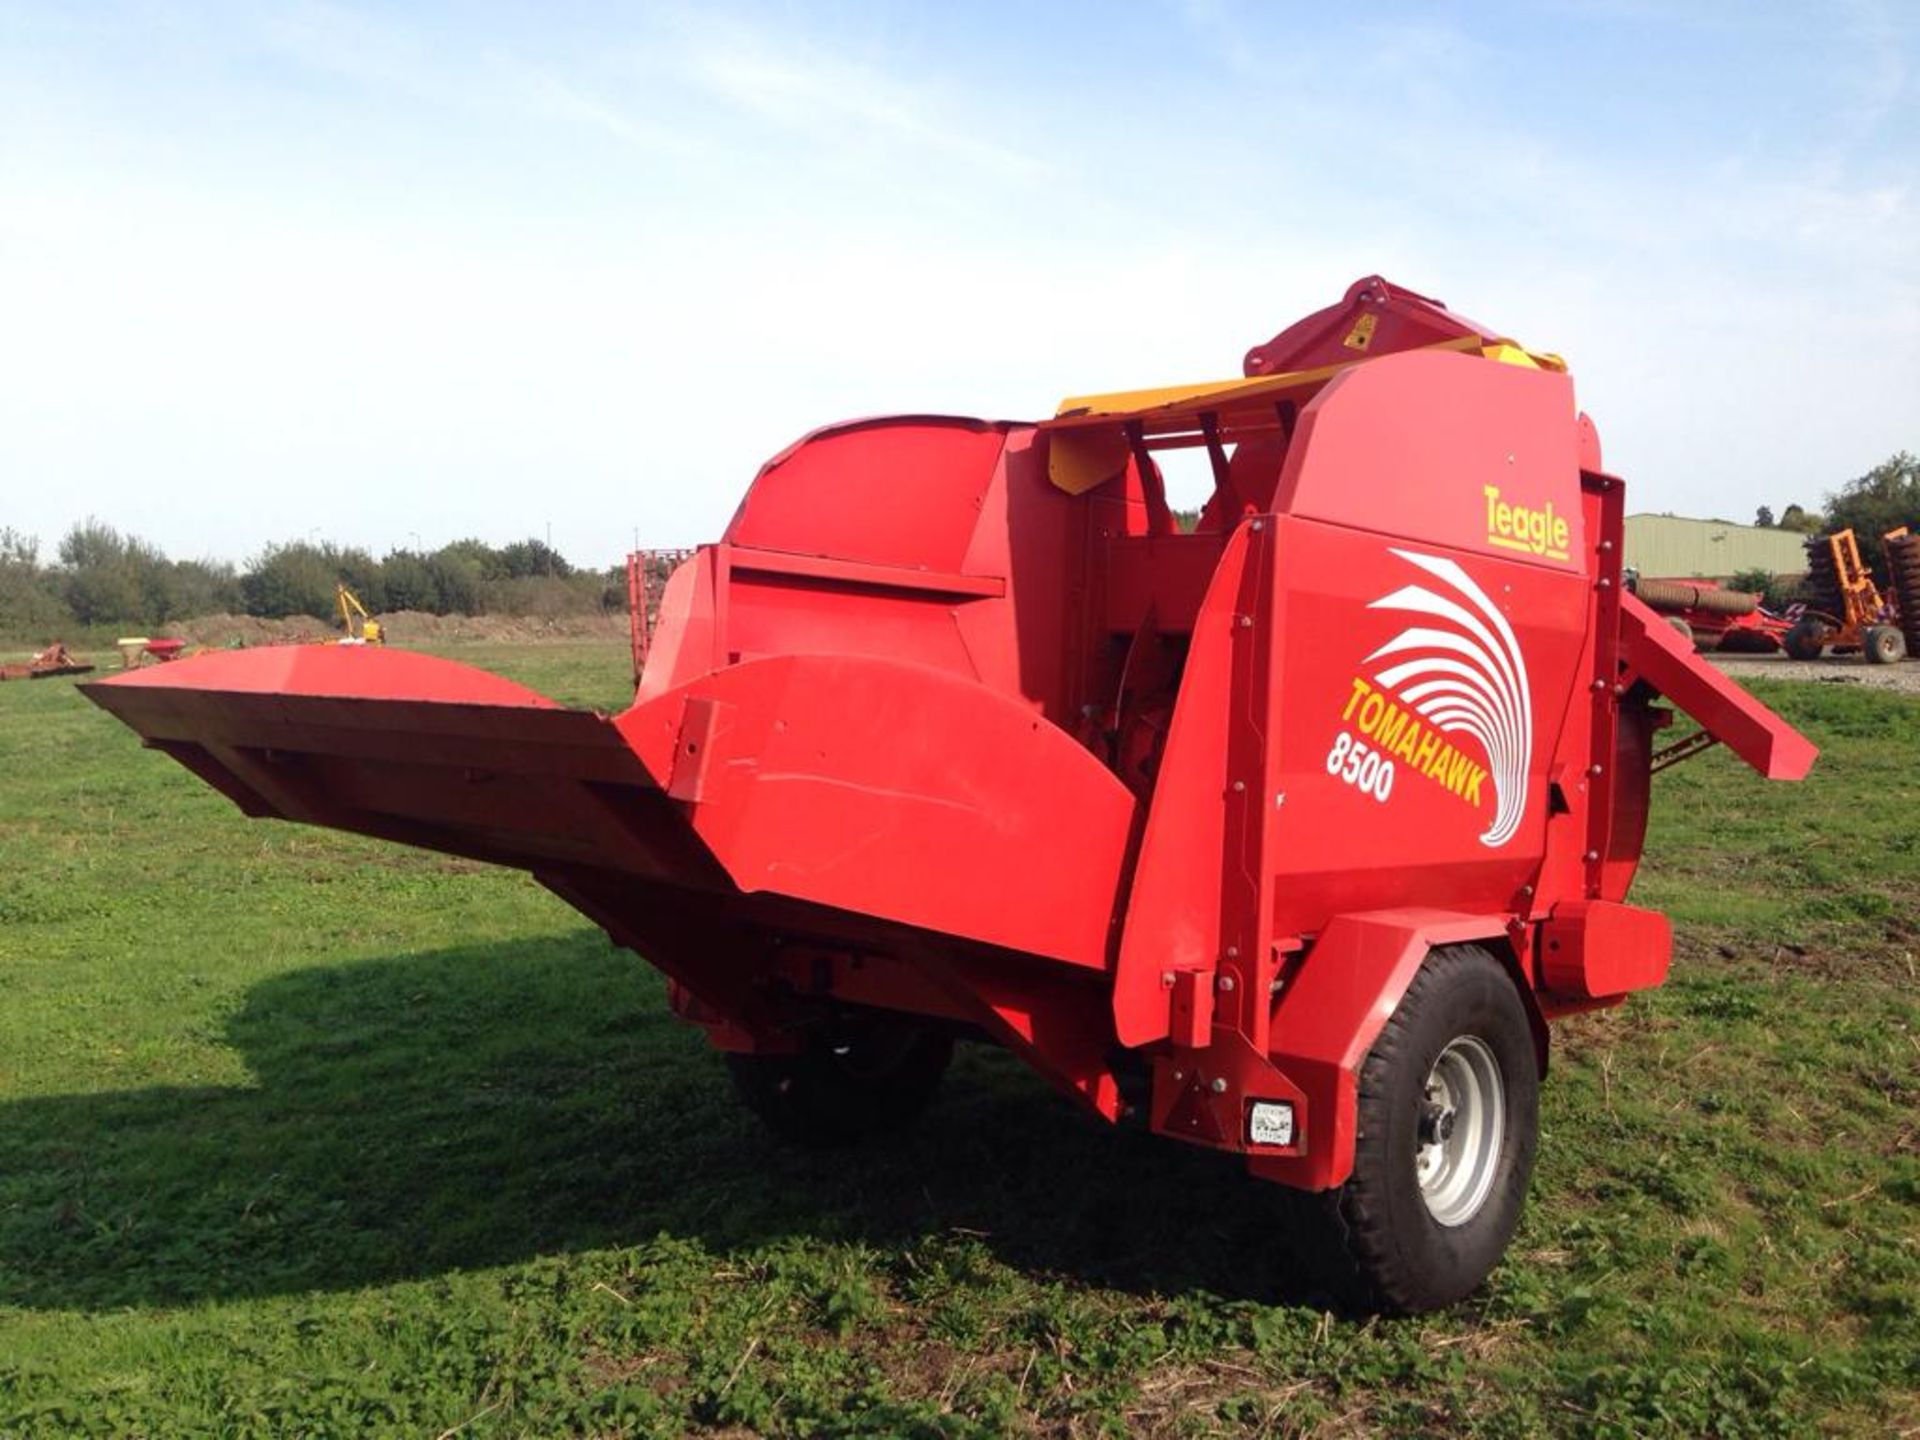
[1414,1036,1505,1227]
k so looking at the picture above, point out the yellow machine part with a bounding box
[1045,338,1563,496]
[334,584,385,645]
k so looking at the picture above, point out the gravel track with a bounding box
[1708,650,1920,694]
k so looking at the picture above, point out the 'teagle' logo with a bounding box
[1363,549,1534,848]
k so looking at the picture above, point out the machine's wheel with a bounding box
[1664,614,1695,646]
[1864,624,1906,665]
[1784,618,1828,661]
[1303,945,1539,1313]
[725,1017,953,1148]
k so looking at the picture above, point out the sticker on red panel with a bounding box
[1324,548,1534,849]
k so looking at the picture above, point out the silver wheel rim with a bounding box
[1415,1035,1505,1227]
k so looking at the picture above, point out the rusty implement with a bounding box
[1629,577,1795,654]
[1,642,95,681]
[627,547,695,688]
[82,277,1817,1312]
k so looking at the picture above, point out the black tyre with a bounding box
[1864,624,1905,665]
[1300,945,1539,1313]
[725,1017,953,1148]
[1784,618,1827,661]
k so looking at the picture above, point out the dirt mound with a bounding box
[173,613,336,646]
[167,610,628,648]
[376,610,626,643]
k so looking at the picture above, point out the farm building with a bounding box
[1623,514,1808,580]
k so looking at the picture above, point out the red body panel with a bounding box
[82,280,1817,1191]
[615,653,1134,969]
[1277,351,1584,569]
[1540,900,1673,1000]
[1253,910,1524,1190]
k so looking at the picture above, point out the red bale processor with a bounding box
[83,279,1816,1311]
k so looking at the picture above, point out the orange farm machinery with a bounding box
[82,279,1816,1311]
[1787,528,1911,663]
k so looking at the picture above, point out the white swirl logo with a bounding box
[1364,548,1533,848]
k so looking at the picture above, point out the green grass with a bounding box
[1,650,1916,1437]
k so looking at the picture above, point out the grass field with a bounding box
[2,641,1916,1438]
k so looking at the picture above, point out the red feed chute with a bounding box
[83,277,1816,1313]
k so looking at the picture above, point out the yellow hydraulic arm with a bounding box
[335,584,383,645]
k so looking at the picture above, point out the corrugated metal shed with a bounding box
[1623,514,1809,579]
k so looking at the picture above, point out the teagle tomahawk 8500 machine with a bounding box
[86,279,1815,1310]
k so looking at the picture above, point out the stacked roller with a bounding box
[1804,533,1845,617]
[1631,578,1758,616]
[1891,533,1920,656]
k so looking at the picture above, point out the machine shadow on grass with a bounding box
[0,932,1318,1314]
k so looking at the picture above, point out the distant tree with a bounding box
[1824,452,1920,535]
[165,557,243,617]
[11,521,605,627]
[496,538,572,580]
[1726,566,1804,609]
[0,528,37,568]
[1776,503,1822,534]
[329,546,386,613]
[379,550,439,612]
[57,517,128,572]
[241,543,339,619]
[437,537,504,579]
[426,546,484,614]
[124,534,179,623]
[1753,505,1775,528]
[49,519,207,626]
[241,541,392,619]
[599,563,628,613]
[57,519,142,624]
[62,561,135,625]
[1823,451,1920,583]
[0,527,70,633]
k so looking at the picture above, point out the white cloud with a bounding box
[0,0,1912,565]
[674,17,1049,185]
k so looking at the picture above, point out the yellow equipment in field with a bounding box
[335,584,384,646]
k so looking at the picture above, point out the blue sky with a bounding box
[2,1,1914,567]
